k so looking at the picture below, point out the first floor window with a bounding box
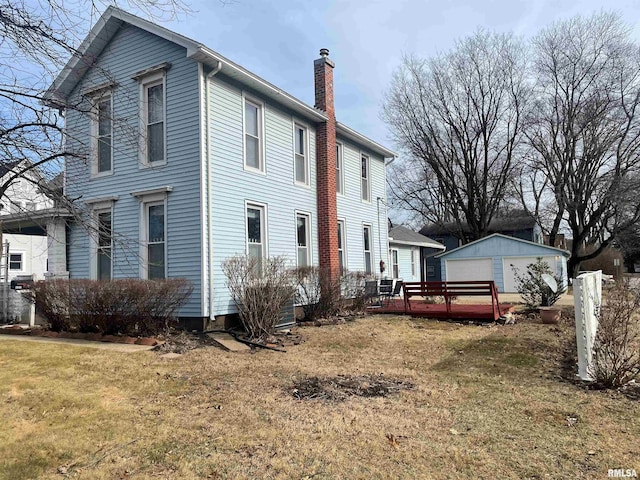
[363,225,372,274]
[411,249,417,277]
[338,220,346,271]
[296,213,310,267]
[390,249,399,278]
[427,265,435,277]
[147,203,166,279]
[97,210,112,280]
[9,253,22,271]
[247,204,266,271]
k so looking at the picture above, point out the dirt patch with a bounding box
[153,331,219,354]
[291,374,415,401]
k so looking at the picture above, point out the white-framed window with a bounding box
[96,209,113,280]
[131,187,171,280]
[296,212,311,267]
[390,249,399,278]
[427,265,435,276]
[9,253,23,271]
[361,153,370,202]
[294,123,309,185]
[91,92,113,176]
[145,202,166,280]
[363,224,373,274]
[244,97,264,172]
[338,219,347,272]
[246,202,267,271]
[411,249,417,277]
[336,143,344,195]
[140,72,166,166]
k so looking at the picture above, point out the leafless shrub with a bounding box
[222,256,297,340]
[30,278,193,336]
[590,280,640,387]
[341,271,369,314]
[293,267,344,321]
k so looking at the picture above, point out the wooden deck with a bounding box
[367,298,514,321]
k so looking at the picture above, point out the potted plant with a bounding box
[511,258,565,324]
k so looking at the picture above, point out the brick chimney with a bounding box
[314,48,340,280]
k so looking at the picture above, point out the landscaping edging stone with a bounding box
[0,327,160,346]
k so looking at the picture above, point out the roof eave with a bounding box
[389,238,446,249]
[336,122,396,159]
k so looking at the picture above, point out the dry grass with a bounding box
[1,315,638,479]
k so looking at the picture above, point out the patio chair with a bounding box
[379,279,393,302]
[364,280,381,306]
[381,279,403,306]
[389,279,403,303]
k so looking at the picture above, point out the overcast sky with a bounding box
[149,0,640,152]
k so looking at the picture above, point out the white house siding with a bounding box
[4,233,48,281]
[389,244,420,282]
[64,24,203,316]
[208,75,320,315]
[336,139,388,275]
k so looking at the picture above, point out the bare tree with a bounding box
[528,12,640,277]
[0,1,188,213]
[383,31,528,241]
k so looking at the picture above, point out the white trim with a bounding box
[8,251,25,273]
[360,153,371,203]
[336,142,345,196]
[390,247,399,278]
[411,248,417,277]
[295,210,312,267]
[363,223,373,274]
[131,62,171,81]
[90,90,114,178]
[140,199,168,280]
[198,62,208,318]
[245,200,268,260]
[242,93,265,174]
[130,186,173,200]
[337,218,347,271]
[293,121,310,187]
[85,195,119,207]
[138,71,167,168]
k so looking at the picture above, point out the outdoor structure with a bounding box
[435,234,569,293]
[420,214,543,281]
[42,7,395,329]
[388,225,444,282]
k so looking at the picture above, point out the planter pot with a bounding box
[539,306,562,324]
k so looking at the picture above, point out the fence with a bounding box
[573,270,602,381]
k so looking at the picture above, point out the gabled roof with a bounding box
[389,226,445,249]
[46,6,396,159]
[421,214,537,237]
[435,233,570,258]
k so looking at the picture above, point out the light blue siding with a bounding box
[438,235,569,292]
[336,140,388,275]
[64,24,203,316]
[209,75,319,315]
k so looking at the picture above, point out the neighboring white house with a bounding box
[1,161,54,282]
[42,7,396,330]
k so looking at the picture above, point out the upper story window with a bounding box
[91,92,113,176]
[336,143,344,195]
[144,78,165,165]
[361,154,370,202]
[296,212,311,267]
[244,97,264,172]
[294,124,309,185]
[247,203,267,271]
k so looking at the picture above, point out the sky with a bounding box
[145,0,640,152]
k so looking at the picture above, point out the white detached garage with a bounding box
[436,234,570,293]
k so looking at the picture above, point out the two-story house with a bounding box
[44,7,395,329]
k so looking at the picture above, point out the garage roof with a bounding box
[389,226,445,250]
[435,233,570,258]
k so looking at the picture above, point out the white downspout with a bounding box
[205,61,222,322]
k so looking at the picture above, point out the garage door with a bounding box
[445,258,494,282]
[503,256,558,292]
